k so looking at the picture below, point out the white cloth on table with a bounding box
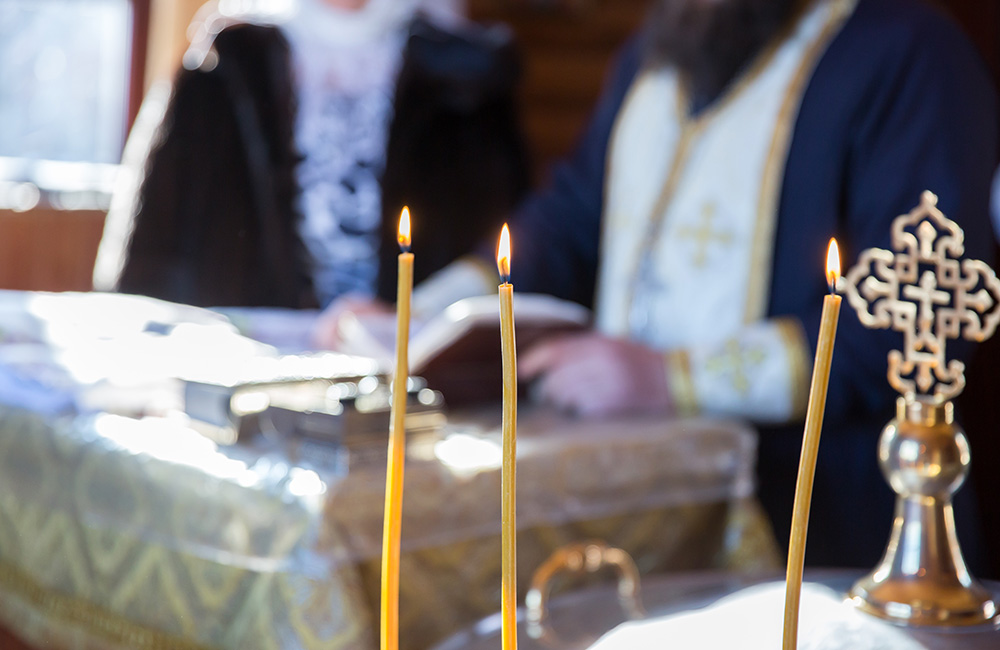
[588,581,924,650]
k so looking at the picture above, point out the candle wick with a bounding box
[400,244,411,254]
[500,273,510,285]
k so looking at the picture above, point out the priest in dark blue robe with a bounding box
[327,0,1000,571]
[494,0,999,570]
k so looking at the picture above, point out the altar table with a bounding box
[0,291,778,650]
[432,570,1000,650]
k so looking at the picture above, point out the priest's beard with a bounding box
[645,0,801,110]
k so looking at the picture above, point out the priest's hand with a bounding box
[311,293,392,350]
[519,332,673,418]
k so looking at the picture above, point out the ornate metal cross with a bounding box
[842,191,1000,402]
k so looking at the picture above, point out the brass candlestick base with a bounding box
[848,397,997,626]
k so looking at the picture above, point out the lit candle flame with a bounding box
[826,238,840,294]
[398,206,411,251]
[497,223,511,282]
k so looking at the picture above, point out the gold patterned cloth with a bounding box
[0,407,374,650]
[0,291,778,650]
[316,410,778,650]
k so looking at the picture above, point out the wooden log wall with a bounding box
[0,209,105,293]
[468,0,650,182]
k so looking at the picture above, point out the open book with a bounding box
[338,293,591,404]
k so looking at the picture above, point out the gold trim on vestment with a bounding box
[622,119,701,317]
[775,317,812,420]
[665,349,698,416]
[744,0,860,324]
[0,560,216,650]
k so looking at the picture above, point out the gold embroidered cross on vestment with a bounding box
[705,338,767,395]
[677,203,733,267]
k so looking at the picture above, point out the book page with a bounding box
[334,294,591,404]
